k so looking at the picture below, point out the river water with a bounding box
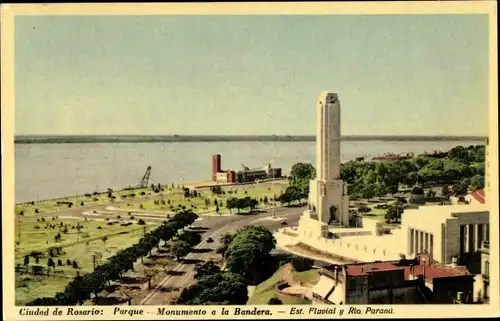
[15,140,480,203]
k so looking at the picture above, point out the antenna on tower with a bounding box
[138,166,152,189]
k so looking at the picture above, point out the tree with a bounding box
[170,240,190,261]
[179,272,248,305]
[470,175,485,190]
[177,231,202,247]
[194,261,221,280]
[225,226,276,284]
[387,185,399,196]
[441,185,451,197]
[291,256,314,272]
[452,182,468,197]
[24,255,30,265]
[268,297,283,305]
[361,183,376,200]
[425,189,436,200]
[385,204,404,223]
[289,163,315,193]
[217,233,234,257]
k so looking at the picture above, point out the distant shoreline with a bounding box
[14,135,487,144]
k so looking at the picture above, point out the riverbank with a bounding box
[14,135,486,144]
[15,179,289,217]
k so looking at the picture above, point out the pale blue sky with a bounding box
[15,14,489,136]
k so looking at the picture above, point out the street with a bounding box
[138,205,305,305]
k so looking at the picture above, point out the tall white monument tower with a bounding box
[302,92,350,237]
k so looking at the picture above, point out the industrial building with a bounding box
[211,154,282,184]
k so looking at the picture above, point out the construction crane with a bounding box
[138,166,152,188]
[241,164,249,171]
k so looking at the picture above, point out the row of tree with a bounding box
[226,197,260,214]
[26,210,199,306]
[178,226,277,305]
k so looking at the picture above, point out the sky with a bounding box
[14,14,489,136]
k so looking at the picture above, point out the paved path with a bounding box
[138,206,305,305]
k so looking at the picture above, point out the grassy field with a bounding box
[15,217,159,305]
[247,264,318,305]
[293,269,321,285]
[15,186,184,216]
[116,181,288,215]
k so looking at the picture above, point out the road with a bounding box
[138,205,305,305]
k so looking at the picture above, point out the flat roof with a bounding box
[403,203,489,221]
[344,260,471,284]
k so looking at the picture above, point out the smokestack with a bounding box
[212,155,221,181]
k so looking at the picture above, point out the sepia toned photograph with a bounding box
[1,2,498,320]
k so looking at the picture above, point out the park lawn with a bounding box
[15,187,183,216]
[117,183,287,215]
[293,269,320,285]
[247,265,286,305]
[247,264,315,305]
[16,274,71,306]
[15,217,158,260]
[15,219,160,305]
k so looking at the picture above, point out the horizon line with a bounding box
[14,134,487,144]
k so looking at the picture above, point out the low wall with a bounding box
[275,282,307,300]
[278,229,402,263]
[332,231,372,237]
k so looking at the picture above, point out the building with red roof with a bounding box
[467,189,485,205]
[313,254,475,304]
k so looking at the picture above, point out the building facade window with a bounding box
[409,228,414,255]
[430,234,434,259]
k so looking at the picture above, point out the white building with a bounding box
[400,204,489,264]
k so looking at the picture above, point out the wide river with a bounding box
[15,140,481,203]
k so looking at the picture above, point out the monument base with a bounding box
[298,210,330,238]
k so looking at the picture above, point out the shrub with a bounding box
[72,260,79,269]
[138,219,146,225]
[19,210,24,216]
[130,216,135,219]
[116,215,121,219]
[291,256,314,272]
[97,226,102,229]
[66,259,72,265]
[57,259,63,266]
[357,205,372,213]
[268,297,283,305]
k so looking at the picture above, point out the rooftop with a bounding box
[402,203,489,222]
[469,189,485,204]
[343,259,471,284]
